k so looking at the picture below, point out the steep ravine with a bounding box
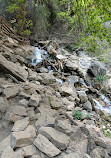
[0,35,111,158]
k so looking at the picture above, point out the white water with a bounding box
[93,99,111,114]
[31,47,48,66]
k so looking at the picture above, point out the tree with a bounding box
[7,0,33,36]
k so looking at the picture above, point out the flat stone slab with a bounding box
[33,134,61,157]
[39,127,70,150]
[0,54,28,81]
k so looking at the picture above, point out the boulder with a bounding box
[83,101,92,112]
[61,82,77,97]
[0,54,28,81]
[0,97,9,113]
[35,115,55,130]
[39,127,70,150]
[5,112,24,122]
[33,134,61,157]
[88,61,106,77]
[3,84,20,99]
[12,117,29,132]
[90,147,108,158]
[8,106,27,116]
[1,146,14,158]
[55,119,74,136]
[11,131,33,148]
[78,91,88,103]
[63,152,91,158]
[28,94,41,107]
[21,145,37,157]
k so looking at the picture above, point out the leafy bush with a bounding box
[72,110,82,120]
[95,75,108,83]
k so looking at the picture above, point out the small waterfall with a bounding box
[93,99,111,114]
[31,47,48,66]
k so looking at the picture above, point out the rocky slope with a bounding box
[0,34,111,158]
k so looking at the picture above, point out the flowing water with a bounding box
[31,46,111,114]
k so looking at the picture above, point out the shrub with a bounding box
[72,110,82,120]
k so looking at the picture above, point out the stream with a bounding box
[31,46,111,115]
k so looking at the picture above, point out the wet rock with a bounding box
[47,45,57,56]
[83,101,92,112]
[88,61,106,77]
[11,131,33,148]
[33,134,61,157]
[12,117,29,132]
[29,94,41,107]
[0,54,28,81]
[39,127,70,150]
[78,91,88,103]
[90,147,108,158]
[0,97,9,113]
[65,60,78,71]
[3,84,20,99]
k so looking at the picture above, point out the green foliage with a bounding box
[95,75,108,83]
[72,110,82,120]
[57,0,111,56]
[6,0,32,36]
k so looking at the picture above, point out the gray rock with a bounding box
[63,152,91,158]
[39,127,70,150]
[3,84,20,99]
[61,82,77,97]
[69,127,88,153]
[90,147,108,158]
[29,94,41,107]
[47,45,57,56]
[88,61,106,77]
[31,155,41,158]
[1,146,14,158]
[21,145,37,157]
[55,119,74,136]
[83,101,92,112]
[11,131,33,148]
[25,125,37,138]
[0,54,28,81]
[12,117,29,132]
[0,97,9,113]
[8,106,27,116]
[78,91,88,103]
[35,115,55,130]
[0,135,11,152]
[19,99,29,107]
[33,134,61,157]
[5,112,24,122]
